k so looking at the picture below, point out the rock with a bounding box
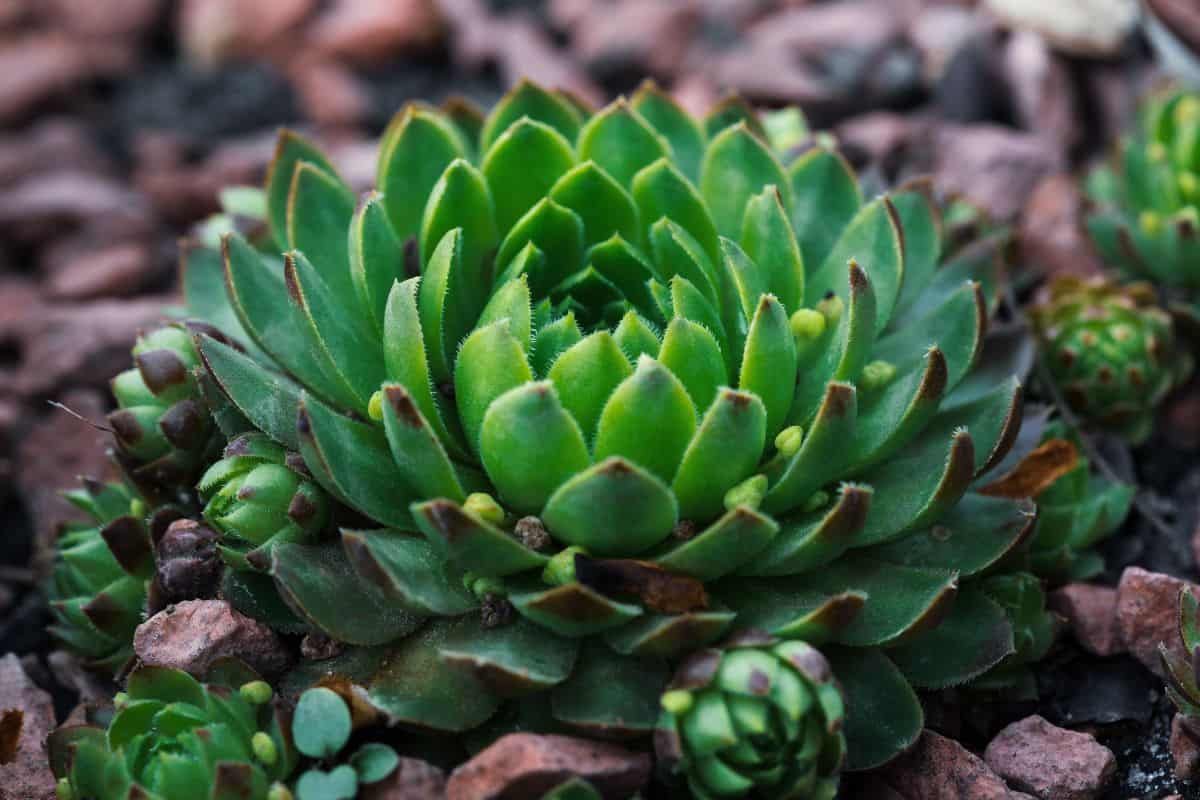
[1018,175,1105,281]
[1048,583,1122,657]
[15,389,113,565]
[929,123,1065,223]
[135,132,274,225]
[440,0,602,106]
[877,729,1035,799]
[570,0,701,82]
[46,0,162,39]
[177,0,314,67]
[359,757,447,799]
[446,733,651,800]
[908,4,981,85]
[288,57,369,130]
[0,33,92,123]
[982,0,1138,57]
[13,296,167,397]
[0,170,149,246]
[133,599,293,678]
[1171,714,1200,781]
[835,111,919,173]
[308,0,442,64]
[1115,567,1196,678]
[984,715,1116,800]
[1147,0,1200,56]
[0,654,57,800]
[44,240,157,300]
[0,118,109,186]
[46,650,113,705]
[1002,30,1078,153]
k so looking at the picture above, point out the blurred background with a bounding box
[0,0,1182,668]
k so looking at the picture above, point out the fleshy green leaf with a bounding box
[741,186,804,312]
[481,79,583,153]
[483,118,576,232]
[577,98,670,187]
[420,159,499,296]
[455,321,535,452]
[701,123,791,239]
[631,80,706,181]
[293,688,352,759]
[739,294,797,439]
[349,192,405,335]
[788,147,862,273]
[378,107,467,243]
[550,161,641,247]
[657,318,725,414]
[672,388,767,521]
[266,130,341,251]
[631,158,721,270]
[547,331,634,441]
[197,335,302,451]
[593,356,697,483]
[826,647,922,771]
[379,384,467,501]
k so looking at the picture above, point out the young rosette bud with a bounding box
[656,634,845,799]
[149,518,223,611]
[1087,88,1200,296]
[108,323,222,489]
[1030,276,1192,443]
[199,433,329,569]
[46,480,156,675]
[48,667,297,800]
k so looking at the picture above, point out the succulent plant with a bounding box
[199,433,329,571]
[48,667,297,800]
[182,79,1032,774]
[1162,585,1200,734]
[149,518,223,611]
[1029,276,1191,443]
[285,687,403,800]
[1088,87,1200,296]
[47,480,159,675]
[108,324,224,491]
[1026,421,1135,583]
[655,633,844,799]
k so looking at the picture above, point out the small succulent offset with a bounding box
[287,687,401,800]
[108,324,223,492]
[1087,87,1200,296]
[47,480,157,676]
[199,433,329,571]
[1030,276,1191,443]
[181,79,1034,783]
[1026,421,1135,583]
[1162,586,1200,736]
[656,633,844,800]
[48,667,297,800]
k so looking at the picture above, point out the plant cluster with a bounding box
[45,79,1094,798]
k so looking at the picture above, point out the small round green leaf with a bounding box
[293,687,352,759]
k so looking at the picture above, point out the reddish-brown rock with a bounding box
[44,241,156,301]
[877,729,1036,799]
[984,715,1116,800]
[931,123,1065,223]
[1018,175,1105,281]
[308,0,442,64]
[0,654,57,800]
[0,34,92,122]
[289,57,369,130]
[360,757,447,799]
[570,0,701,80]
[1171,714,1200,781]
[446,733,650,800]
[1002,30,1079,153]
[47,0,162,39]
[14,296,167,397]
[1048,583,1122,657]
[1115,567,1196,678]
[134,599,292,678]
[177,0,314,67]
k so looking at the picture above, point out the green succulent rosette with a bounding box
[47,480,156,675]
[108,324,224,490]
[1088,87,1200,300]
[199,433,329,571]
[49,668,297,800]
[183,79,1034,770]
[1163,585,1200,733]
[655,633,845,799]
[1028,421,1135,583]
[1030,276,1191,443]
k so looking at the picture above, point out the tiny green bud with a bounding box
[774,426,804,459]
[252,731,278,766]
[543,546,587,586]
[661,689,695,715]
[469,575,507,599]
[802,489,831,513]
[1177,96,1200,122]
[1148,142,1168,162]
[1176,206,1200,227]
[113,692,129,709]
[724,474,768,511]
[816,293,844,326]
[56,778,74,800]
[1139,210,1162,236]
[789,308,826,341]
[129,498,147,520]
[240,680,273,706]
[367,390,384,421]
[1179,171,1199,199]
[860,360,897,391]
[268,784,295,800]
[464,492,505,525]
